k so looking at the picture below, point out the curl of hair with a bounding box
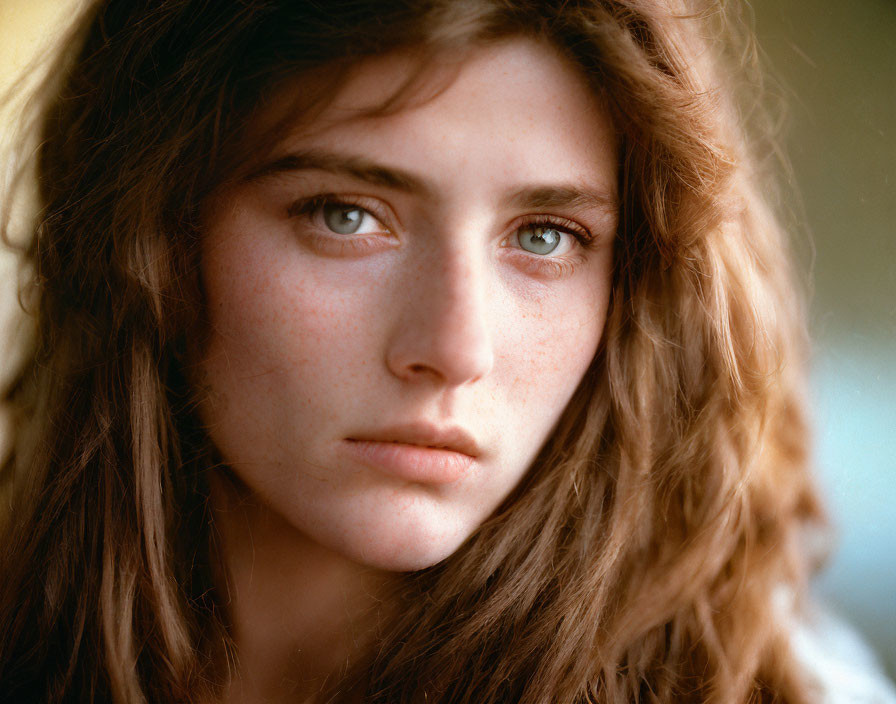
[0,1,824,702]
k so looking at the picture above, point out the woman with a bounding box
[0,0,856,702]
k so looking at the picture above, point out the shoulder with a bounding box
[790,603,896,704]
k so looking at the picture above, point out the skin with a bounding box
[197,37,618,703]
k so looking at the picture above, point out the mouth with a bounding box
[345,422,481,484]
[348,421,481,457]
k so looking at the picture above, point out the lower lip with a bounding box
[343,440,474,484]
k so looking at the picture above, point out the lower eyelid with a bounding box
[304,230,392,257]
[520,255,578,278]
[502,246,586,279]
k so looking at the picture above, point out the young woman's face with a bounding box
[197,38,618,571]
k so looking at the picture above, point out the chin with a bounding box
[337,518,475,573]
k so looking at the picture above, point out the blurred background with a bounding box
[749,0,896,678]
[1,0,894,679]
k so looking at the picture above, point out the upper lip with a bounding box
[348,421,481,457]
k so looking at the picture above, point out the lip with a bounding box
[344,422,481,484]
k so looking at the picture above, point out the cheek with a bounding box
[498,268,610,411]
[196,227,375,464]
[201,227,379,382]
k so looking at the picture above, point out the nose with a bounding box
[385,243,495,387]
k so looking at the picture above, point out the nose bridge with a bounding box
[386,237,494,386]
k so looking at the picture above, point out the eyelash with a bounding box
[287,194,595,275]
[288,194,386,226]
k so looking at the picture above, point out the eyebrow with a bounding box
[248,148,618,214]
[247,149,430,194]
[506,185,618,214]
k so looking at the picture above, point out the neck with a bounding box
[208,473,394,704]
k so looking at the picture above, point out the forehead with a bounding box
[246,37,618,194]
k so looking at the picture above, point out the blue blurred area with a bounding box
[811,345,896,676]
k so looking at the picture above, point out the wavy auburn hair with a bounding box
[0,0,823,702]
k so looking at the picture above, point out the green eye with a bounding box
[517,226,561,255]
[323,203,366,234]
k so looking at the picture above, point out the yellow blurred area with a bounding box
[0,0,81,96]
[0,1,83,415]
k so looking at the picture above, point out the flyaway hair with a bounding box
[0,1,823,702]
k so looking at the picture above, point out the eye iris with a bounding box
[323,203,364,234]
[518,226,561,255]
